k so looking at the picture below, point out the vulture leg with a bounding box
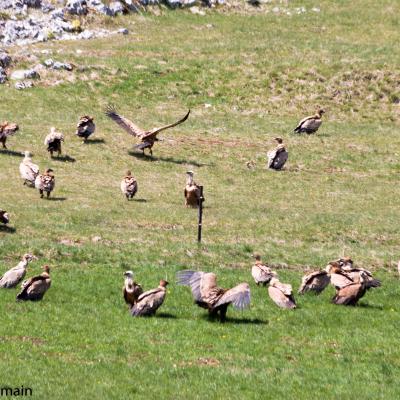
[1,138,7,149]
[46,191,50,199]
[149,148,153,156]
[50,150,54,158]
[39,189,44,198]
[218,304,228,322]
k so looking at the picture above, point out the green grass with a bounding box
[1,1,400,398]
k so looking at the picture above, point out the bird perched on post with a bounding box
[0,254,37,288]
[16,265,51,301]
[35,168,55,198]
[267,137,288,170]
[105,105,190,156]
[0,209,9,225]
[131,280,168,317]
[177,270,251,322]
[268,278,296,309]
[184,171,202,207]
[298,266,331,295]
[120,171,138,200]
[122,271,143,307]
[19,151,39,187]
[44,127,64,158]
[76,115,95,142]
[294,108,325,134]
[251,254,276,286]
[331,271,368,306]
[0,121,19,149]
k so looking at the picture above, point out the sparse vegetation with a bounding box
[1,1,400,399]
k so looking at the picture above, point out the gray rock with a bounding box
[10,69,40,80]
[0,51,11,68]
[109,1,124,15]
[15,80,34,90]
[65,0,88,15]
[52,61,73,71]
[0,66,7,84]
[43,58,54,67]
[117,28,129,35]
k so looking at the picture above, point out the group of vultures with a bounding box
[1,106,375,321]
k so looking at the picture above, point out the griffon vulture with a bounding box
[16,265,51,301]
[35,168,55,198]
[332,272,368,306]
[0,121,19,149]
[0,209,9,225]
[76,115,96,142]
[267,137,288,170]
[19,151,39,187]
[120,171,138,200]
[298,267,331,295]
[177,270,251,322]
[268,278,296,309]
[131,280,168,317]
[294,108,325,134]
[105,105,190,156]
[0,254,37,288]
[123,270,143,307]
[251,255,276,286]
[44,127,64,157]
[184,171,202,207]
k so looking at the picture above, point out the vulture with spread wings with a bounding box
[105,106,190,156]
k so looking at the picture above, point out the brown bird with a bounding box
[105,105,190,156]
[44,127,64,158]
[184,171,202,207]
[0,121,19,149]
[298,266,331,295]
[177,270,251,322]
[332,271,368,306]
[122,270,143,307]
[76,115,95,142]
[131,280,168,317]
[0,209,9,225]
[251,254,277,286]
[267,137,288,170]
[327,261,354,289]
[0,254,37,288]
[120,171,138,200]
[35,168,55,198]
[268,278,296,309]
[294,108,325,134]
[16,265,51,301]
[337,256,354,269]
[341,266,381,290]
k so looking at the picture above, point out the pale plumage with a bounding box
[16,265,51,301]
[76,115,95,141]
[120,171,138,200]
[19,151,39,186]
[0,209,9,225]
[267,137,288,170]
[342,267,381,290]
[268,278,296,309]
[184,171,202,207]
[251,255,276,286]
[35,169,55,198]
[298,267,330,295]
[122,271,143,307]
[332,272,368,306]
[326,262,354,289]
[105,105,190,156]
[0,254,37,288]
[0,121,19,149]
[131,280,168,316]
[177,270,250,322]
[294,108,325,134]
[44,127,64,157]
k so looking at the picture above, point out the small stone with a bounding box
[0,51,12,68]
[117,28,129,35]
[92,236,102,243]
[10,69,40,80]
[15,80,34,90]
[43,58,54,67]
[0,67,7,84]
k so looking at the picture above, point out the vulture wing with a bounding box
[16,275,50,300]
[298,270,330,294]
[330,272,353,289]
[213,283,250,310]
[131,288,165,316]
[0,267,26,288]
[1,122,19,137]
[176,270,206,302]
[268,286,296,309]
[141,110,190,140]
[294,115,314,132]
[105,105,146,137]
[332,283,365,305]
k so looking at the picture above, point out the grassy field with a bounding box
[1,1,400,398]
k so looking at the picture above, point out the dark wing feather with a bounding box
[142,110,190,139]
[213,283,250,310]
[104,105,145,137]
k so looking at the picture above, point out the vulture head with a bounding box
[325,261,341,274]
[274,137,283,144]
[126,170,132,177]
[0,210,9,224]
[23,151,32,158]
[186,171,194,185]
[45,168,54,175]
[253,253,262,262]
[23,254,37,262]
[339,257,353,270]
[124,270,134,278]
[42,265,50,275]
[317,107,325,117]
[159,279,169,288]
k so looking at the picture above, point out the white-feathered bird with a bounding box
[19,151,39,187]
[294,108,325,134]
[0,254,37,289]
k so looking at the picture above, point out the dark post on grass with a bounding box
[197,185,204,243]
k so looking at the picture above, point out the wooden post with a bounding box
[197,185,204,243]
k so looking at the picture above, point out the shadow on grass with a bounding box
[128,151,211,167]
[0,225,16,233]
[156,313,178,319]
[201,314,268,325]
[83,138,105,144]
[132,198,147,203]
[52,155,76,163]
[47,197,67,201]
[0,149,24,157]
[358,303,383,310]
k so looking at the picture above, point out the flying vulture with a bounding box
[131,280,168,317]
[0,254,37,289]
[16,265,51,301]
[251,255,277,286]
[294,108,325,134]
[298,266,331,295]
[19,151,39,187]
[105,105,190,156]
[267,137,288,170]
[184,171,203,207]
[76,115,95,142]
[332,272,368,306]
[120,171,138,200]
[122,270,143,307]
[268,278,296,309]
[0,209,9,225]
[35,168,55,198]
[44,127,64,158]
[177,270,251,322]
[0,121,19,149]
